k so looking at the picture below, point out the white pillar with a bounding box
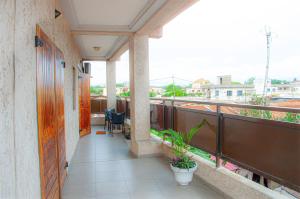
[106,61,116,109]
[129,34,160,157]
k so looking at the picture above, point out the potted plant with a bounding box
[163,119,210,185]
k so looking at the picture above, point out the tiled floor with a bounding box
[62,126,225,199]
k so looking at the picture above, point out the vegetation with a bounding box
[160,120,212,169]
[271,79,289,85]
[163,84,187,97]
[119,91,158,98]
[119,91,130,97]
[231,81,242,85]
[149,91,157,97]
[240,95,300,123]
[150,128,214,164]
[90,85,103,95]
[282,112,300,123]
[245,77,255,85]
[186,83,192,88]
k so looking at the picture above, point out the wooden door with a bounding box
[36,26,60,199]
[54,47,67,190]
[79,73,91,137]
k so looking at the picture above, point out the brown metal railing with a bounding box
[90,97,107,113]
[117,96,300,192]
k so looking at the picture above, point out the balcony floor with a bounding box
[62,126,225,199]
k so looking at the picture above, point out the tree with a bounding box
[245,77,255,85]
[119,91,130,97]
[149,91,157,97]
[90,85,103,95]
[163,84,187,97]
[271,79,289,85]
[231,81,242,85]
[186,83,192,88]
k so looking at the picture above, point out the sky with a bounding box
[90,0,300,86]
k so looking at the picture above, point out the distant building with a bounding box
[150,87,165,96]
[266,81,300,97]
[201,84,255,101]
[254,78,300,97]
[186,78,210,94]
[190,75,255,102]
[217,75,231,85]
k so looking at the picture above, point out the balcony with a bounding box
[2,0,300,199]
[86,97,300,199]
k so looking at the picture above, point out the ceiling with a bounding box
[60,0,167,61]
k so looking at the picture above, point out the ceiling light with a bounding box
[93,46,101,51]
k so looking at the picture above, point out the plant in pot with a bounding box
[163,119,211,186]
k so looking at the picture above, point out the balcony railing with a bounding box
[115,97,300,193]
[91,96,107,114]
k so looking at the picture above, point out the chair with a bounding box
[110,112,125,133]
[104,109,115,130]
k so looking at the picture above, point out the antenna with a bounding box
[262,25,272,104]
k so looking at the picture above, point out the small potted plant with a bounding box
[163,120,210,185]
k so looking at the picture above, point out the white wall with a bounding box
[0,1,16,198]
[0,0,82,198]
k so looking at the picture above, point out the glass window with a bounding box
[215,90,219,97]
[237,90,243,96]
[227,90,233,96]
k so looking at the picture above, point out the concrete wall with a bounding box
[54,0,81,163]
[0,0,81,198]
[158,139,290,199]
[0,1,16,198]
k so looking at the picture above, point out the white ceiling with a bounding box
[60,0,167,60]
[75,35,119,57]
[73,0,149,27]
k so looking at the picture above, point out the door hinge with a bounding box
[65,161,69,169]
[61,61,66,68]
[35,36,44,47]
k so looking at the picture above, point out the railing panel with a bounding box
[116,99,125,113]
[100,99,107,113]
[221,114,300,192]
[174,107,217,155]
[91,99,101,113]
[164,106,173,130]
[90,98,107,113]
[126,100,130,119]
[150,104,164,130]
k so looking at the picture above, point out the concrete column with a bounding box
[106,61,116,109]
[129,34,160,157]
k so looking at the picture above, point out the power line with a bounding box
[173,77,193,83]
[150,76,193,83]
[150,76,173,82]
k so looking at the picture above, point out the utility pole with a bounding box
[262,26,272,104]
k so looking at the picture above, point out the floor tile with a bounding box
[95,181,128,195]
[95,193,130,199]
[63,126,224,199]
[63,183,96,198]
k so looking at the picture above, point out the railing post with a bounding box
[162,100,166,130]
[124,98,127,119]
[216,105,222,168]
[171,100,175,130]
